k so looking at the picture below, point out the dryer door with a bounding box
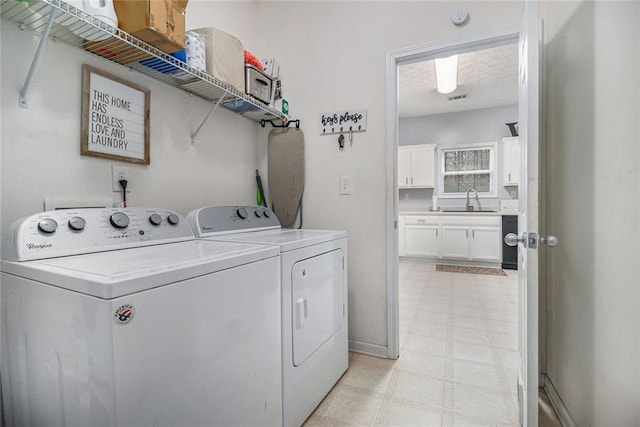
[291,249,344,367]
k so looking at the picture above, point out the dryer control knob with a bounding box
[236,208,248,219]
[149,214,162,226]
[68,216,86,231]
[110,212,130,229]
[167,214,180,225]
[38,218,58,234]
[254,210,262,218]
[263,210,271,218]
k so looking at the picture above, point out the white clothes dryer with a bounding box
[1,207,282,427]
[187,205,348,427]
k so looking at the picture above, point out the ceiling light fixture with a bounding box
[434,55,458,94]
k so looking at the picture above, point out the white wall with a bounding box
[541,1,640,424]
[0,1,522,357]
[400,105,518,147]
[1,22,263,231]
[187,1,522,354]
[399,105,518,209]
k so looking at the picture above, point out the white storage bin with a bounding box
[190,27,244,91]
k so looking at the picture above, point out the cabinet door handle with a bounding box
[472,230,475,239]
[411,177,414,185]
[436,229,438,237]
[417,219,425,223]
[466,229,468,238]
[406,177,408,185]
[508,173,511,182]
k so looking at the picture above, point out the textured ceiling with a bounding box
[399,43,519,118]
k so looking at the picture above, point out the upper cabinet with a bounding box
[0,0,287,124]
[502,137,520,186]
[398,144,436,189]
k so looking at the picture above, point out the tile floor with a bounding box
[304,261,521,426]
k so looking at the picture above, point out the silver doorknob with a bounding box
[504,232,525,247]
[540,235,558,247]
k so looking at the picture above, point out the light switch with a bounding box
[339,176,353,195]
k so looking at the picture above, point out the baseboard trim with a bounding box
[349,340,388,358]
[542,374,577,427]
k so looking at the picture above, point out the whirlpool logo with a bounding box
[25,243,53,250]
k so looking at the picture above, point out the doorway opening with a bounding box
[386,26,521,359]
[386,26,524,426]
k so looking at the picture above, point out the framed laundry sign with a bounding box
[81,65,150,164]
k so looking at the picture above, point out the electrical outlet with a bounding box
[112,165,130,192]
[339,176,353,195]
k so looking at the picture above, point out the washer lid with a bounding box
[1,240,279,299]
[207,229,346,252]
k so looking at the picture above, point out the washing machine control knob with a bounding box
[236,208,248,219]
[38,218,58,234]
[68,216,86,231]
[254,210,262,218]
[110,212,130,229]
[263,210,270,218]
[167,214,180,225]
[148,214,162,226]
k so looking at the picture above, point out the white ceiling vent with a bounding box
[448,94,468,101]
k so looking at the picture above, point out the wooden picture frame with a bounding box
[81,64,150,164]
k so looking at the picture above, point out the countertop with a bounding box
[399,207,516,216]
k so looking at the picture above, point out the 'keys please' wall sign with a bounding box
[319,109,367,135]
[81,65,150,164]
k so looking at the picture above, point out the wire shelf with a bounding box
[0,0,287,123]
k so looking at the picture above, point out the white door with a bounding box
[440,226,469,259]
[404,225,439,257]
[410,145,435,187]
[291,250,344,367]
[516,1,541,425]
[470,226,501,262]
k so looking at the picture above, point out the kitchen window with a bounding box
[438,143,497,198]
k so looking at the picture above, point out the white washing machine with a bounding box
[1,207,282,427]
[187,205,348,427]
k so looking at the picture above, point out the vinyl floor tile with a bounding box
[375,399,443,426]
[304,262,561,427]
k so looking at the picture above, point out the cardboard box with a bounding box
[113,0,188,54]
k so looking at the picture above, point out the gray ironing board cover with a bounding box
[268,127,305,227]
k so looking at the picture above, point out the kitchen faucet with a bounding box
[466,188,480,211]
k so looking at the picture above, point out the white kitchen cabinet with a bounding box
[440,226,470,259]
[470,226,502,262]
[502,137,520,186]
[398,144,436,188]
[403,216,440,258]
[399,214,501,263]
[441,216,501,262]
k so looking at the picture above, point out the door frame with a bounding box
[385,25,521,359]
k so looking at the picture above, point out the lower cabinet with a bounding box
[400,214,501,263]
[469,226,502,262]
[440,226,470,259]
[402,216,440,257]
